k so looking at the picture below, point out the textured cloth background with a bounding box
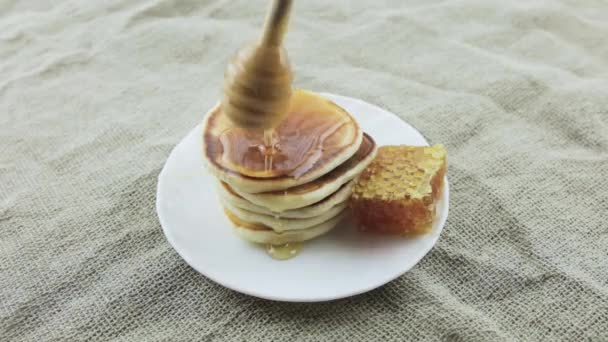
[1,0,608,341]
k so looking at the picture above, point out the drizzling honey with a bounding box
[217,90,355,179]
[265,242,302,260]
[263,128,278,172]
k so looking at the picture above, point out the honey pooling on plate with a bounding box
[265,242,302,260]
[350,145,447,235]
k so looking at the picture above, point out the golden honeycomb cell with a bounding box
[350,145,447,235]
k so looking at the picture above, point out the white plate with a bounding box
[156,93,449,302]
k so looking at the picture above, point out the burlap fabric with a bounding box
[1,0,607,341]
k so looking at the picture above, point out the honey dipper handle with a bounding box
[260,0,294,47]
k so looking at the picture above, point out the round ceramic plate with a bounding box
[156,93,449,302]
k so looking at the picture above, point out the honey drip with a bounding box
[265,242,302,260]
[263,128,278,172]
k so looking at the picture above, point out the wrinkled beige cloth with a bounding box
[1,0,607,341]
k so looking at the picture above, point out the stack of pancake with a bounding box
[202,89,377,245]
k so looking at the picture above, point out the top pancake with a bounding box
[202,89,362,193]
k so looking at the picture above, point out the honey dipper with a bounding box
[222,0,294,130]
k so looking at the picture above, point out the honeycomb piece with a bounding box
[350,145,447,235]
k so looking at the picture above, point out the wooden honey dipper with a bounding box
[221,0,294,131]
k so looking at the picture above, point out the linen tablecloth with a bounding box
[1,0,607,340]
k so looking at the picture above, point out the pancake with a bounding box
[225,208,347,244]
[231,134,377,212]
[216,180,354,218]
[202,89,363,193]
[221,199,346,232]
